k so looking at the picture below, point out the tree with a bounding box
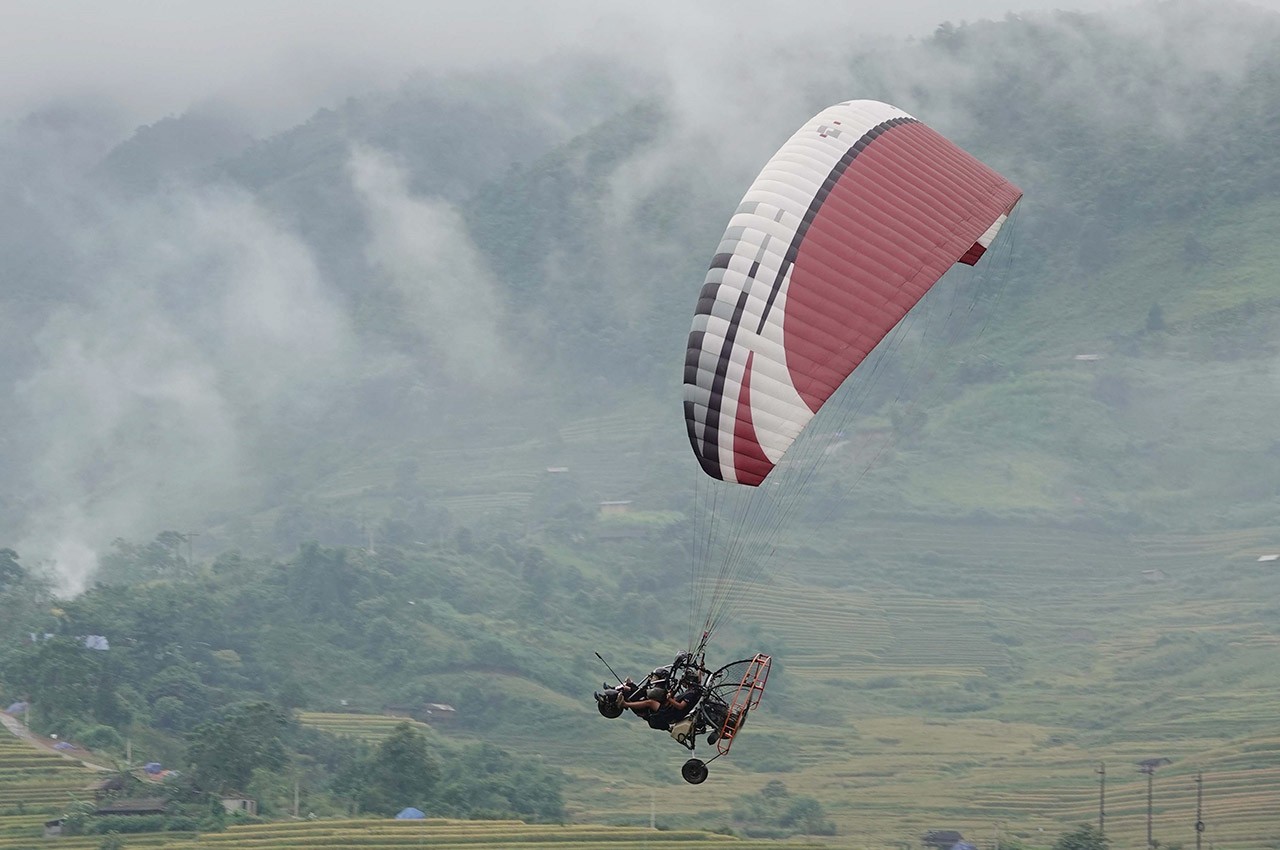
[1053,824,1108,850]
[731,780,835,836]
[289,543,366,618]
[433,742,565,821]
[0,551,54,646]
[146,665,211,731]
[6,638,101,732]
[186,702,290,793]
[0,548,25,589]
[779,796,833,834]
[96,533,189,584]
[348,722,439,815]
[98,834,126,850]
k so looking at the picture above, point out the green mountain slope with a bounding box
[3,2,1280,848]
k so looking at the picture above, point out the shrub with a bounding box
[89,814,166,834]
[80,724,124,751]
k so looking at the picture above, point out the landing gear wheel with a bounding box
[597,697,623,719]
[681,758,709,785]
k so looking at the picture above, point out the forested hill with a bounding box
[0,5,1276,584]
[2,2,1279,576]
[4,2,1280,843]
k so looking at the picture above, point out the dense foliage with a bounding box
[1052,824,1109,850]
[0,540,591,822]
[730,780,836,837]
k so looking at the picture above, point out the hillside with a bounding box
[3,3,1280,562]
[2,1,1280,848]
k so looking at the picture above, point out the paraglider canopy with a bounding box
[684,99,1021,486]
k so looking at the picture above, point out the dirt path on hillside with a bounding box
[0,711,111,772]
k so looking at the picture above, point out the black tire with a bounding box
[597,696,624,719]
[681,758,709,785]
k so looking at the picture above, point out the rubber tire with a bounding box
[682,758,709,785]
[597,698,624,719]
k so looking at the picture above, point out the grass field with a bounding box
[539,518,1280,850]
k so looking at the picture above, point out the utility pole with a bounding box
[1137,757,1171,850]
[1195,772,1205,850]
[1097,762,1106,835]
[1152,768,1162,844]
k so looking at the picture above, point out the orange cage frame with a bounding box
[714,653,770,755]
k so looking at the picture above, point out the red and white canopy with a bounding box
[684,100,1022,485]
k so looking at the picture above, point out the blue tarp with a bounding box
[5,701,27,714]
[395,807,425,820]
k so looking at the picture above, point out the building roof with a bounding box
[93,798,167,815]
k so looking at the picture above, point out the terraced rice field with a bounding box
[296,712,431,743]
[219,522,1280,848]
[0,831,189,848]
[730,579,894,671]
[563,520,1280,849]
[0,727,98,814]
[0,719,110,849]
[438,491,533,516]
[0,720,821,849]
[730,576,1007,683]
[164,819,827,848]
[969,755,1280,850]
[0,818,825,849]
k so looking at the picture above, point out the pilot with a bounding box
[621,679,703,730]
